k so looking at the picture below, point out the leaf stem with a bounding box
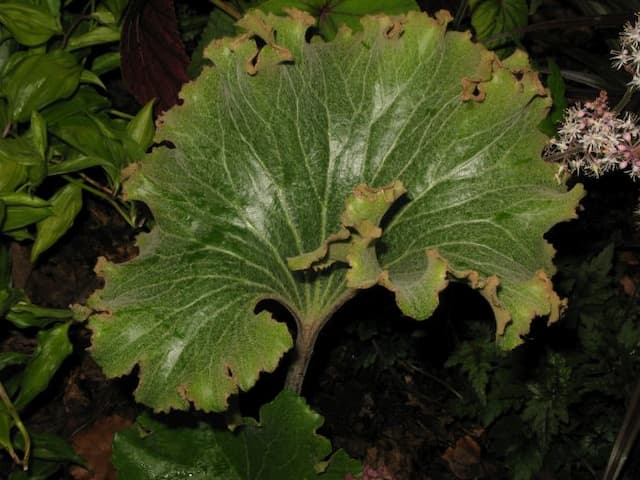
[62,175,137,228]
[453,0,468,30]
[0,381,30,470]
[211,0,242,21]
[613,86,635,114]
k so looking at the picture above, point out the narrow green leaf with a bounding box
[127,99,156,151]
[0,3,62,46]
[0,193,49,208]
[31,183,83,262]
[13,321,73,410]
[90,52,120,76]
[1,205,52,232]
[79,69,106,90]
[0,50,83,122]
[113,390,360,479]
[66,25,120,51]
[29,111,47,161]
[0,352,30,372]
[6,301,73,329]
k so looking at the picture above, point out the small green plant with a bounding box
[0,0,154,261]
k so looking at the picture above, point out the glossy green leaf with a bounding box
[469,0,528,49]
[31,183,83,262]
[47,155,108,176]
[113,389,360,479]
[0,3,62,46]
[0,352,30,372]
[103,0,128,23]
[88,11,583,412]
[29,111,47,160]
[0,193,49,208]
[6,301,73,329]
[257,0,418,38]
[41,86,110,124]
[79,69,106,90]
[91,52,121,76]
[0,160,28,192]
[48,114,129,184]
[127,99,156,151]
[66,25,120,51]
[13,321,72,410]
[0,50,82,122]
[1,205,52,232]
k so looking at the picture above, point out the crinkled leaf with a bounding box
[120,0,190,112]
[88,11,583,412]
[257,0,418,39]
[112,389,360,479]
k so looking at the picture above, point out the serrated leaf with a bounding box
[113,389,360,479]
[88,11,583,412]
[257,0,419,39]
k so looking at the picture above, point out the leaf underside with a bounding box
[87,10,584,412]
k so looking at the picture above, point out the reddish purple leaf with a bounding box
[120,0,190,113]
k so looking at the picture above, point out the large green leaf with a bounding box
[87,11,583,412]
[112,389,359,479]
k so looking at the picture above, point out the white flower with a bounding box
[544,91,640,179]
[612,13,640,89]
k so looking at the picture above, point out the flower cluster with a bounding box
[611,12,640,89]
[544,91,640,179]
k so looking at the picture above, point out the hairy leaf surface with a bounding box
[88,10,583,412]
[112,389,360,479]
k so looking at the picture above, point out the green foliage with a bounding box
[448,243,640,478]
[87,9,581,415]
[0,243,79,475]
[112,390,360,479]
[469,0,528,51]
[0,0,154,259]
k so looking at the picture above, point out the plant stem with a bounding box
[0,381,30,470]
[211,0,242,20]
[62,175,137,228]
[614,86,635,113]
[285,324,319,394]
[453,0,468,30]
